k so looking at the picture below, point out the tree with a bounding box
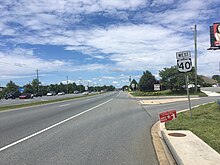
[23,83,34,93]
[6,81,19,91]
[159,66,184,90]
[4,81,19,94]
[159,66,203,91]
[139,70,156,92]
[1,81,20,98]
[31,79,41,93]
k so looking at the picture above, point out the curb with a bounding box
[160,124,184,165]
[157,103,220,165]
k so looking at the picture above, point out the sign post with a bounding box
[176,51,193,118]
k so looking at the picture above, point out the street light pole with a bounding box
[194,24,198,93]
[37,69,39,93]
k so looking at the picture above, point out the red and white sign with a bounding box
[159,110,177,123]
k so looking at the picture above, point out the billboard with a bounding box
[213,23,220,46]
[209,22,220,49]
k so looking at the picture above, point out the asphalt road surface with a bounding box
[0,91,219,165]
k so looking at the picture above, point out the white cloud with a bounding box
[0,48,107,80]
[0,0,219,84]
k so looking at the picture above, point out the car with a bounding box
[34,93,42,97]
[74,90,79,94]
[82,91,89,95]
[57,92,65,95]
[47,92,56,96]
[5,91,21,99]
[19,93,33,99]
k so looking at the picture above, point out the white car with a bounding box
[82,91,89,95]
[47,92,55,96]
[57,92,65,95]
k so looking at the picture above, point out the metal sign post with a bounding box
[185,74,192,118]
[176,51,193,118]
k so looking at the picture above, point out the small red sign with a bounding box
[159,110,177,123]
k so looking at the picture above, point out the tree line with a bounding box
[0,79,115,98]
[130,65,220,92]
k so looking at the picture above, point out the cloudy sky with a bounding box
[0,0,220,87]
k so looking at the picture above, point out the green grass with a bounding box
[130,90,207,97]
[0,94,97,111]
[166,102,220,153]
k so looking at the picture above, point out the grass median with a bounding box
[0,94,97,112]
[166,102,220,153]
[130,90,207,97]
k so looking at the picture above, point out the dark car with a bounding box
[34,93,42,97]
[5,91,21,99]
[19,93,33,99]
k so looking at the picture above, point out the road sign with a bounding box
[159,110,177,123]
[19,87,25,93]
[154,84,160,91]
[176,51,192,73]
[131,83,135,89]
[177,59,192,72]
[176,51,191,60]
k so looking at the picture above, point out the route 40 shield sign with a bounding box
[176,51,192,73]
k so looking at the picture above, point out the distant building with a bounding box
[199,75,217,86]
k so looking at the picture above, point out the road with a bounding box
[0,91,219,165]
[201,87,220,93]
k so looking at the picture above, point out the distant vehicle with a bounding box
[74,90,79,94]
[5,91,21,99]
[82,91,89,95]
[57,92,65,95]
[34,93,42,97]
[47,92,56,96]
[19,93,33,99]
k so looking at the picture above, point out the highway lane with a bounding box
[0,92,116,149]
[0,91,159,165]
[0,91,219,165]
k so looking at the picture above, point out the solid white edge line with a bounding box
[0,99,113,152]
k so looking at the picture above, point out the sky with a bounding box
[0,0,220,88]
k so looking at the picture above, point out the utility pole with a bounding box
[194,24,198,93]
[66,76,69,94]
[37,69,39,93]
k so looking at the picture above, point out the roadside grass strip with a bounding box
[165,102,220,154]
[130,90,207,97]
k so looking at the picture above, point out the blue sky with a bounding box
[0,0,220,87]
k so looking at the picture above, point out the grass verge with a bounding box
[130,90,207,97]
[0,94,97,112]
[165,102,220,153]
